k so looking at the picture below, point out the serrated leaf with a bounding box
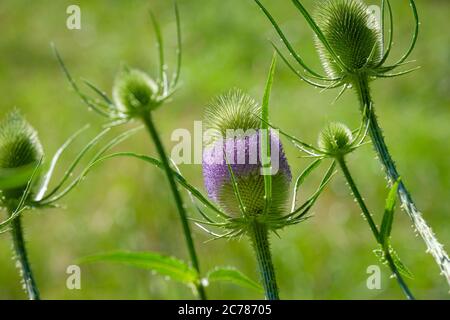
[374,245,414,280]
[379,179,400,246]
[80,251,199,284]
[206,267,262,292]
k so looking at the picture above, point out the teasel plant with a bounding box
[51,2,212,299]
[253,0,450,286]
[196,56,335,300]
[266,110,415,299]
[0,109,137,299]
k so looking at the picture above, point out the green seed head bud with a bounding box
[315,0,383,78]
[318,122,354,157]
[204,89,260,144]
[0,110,43,199]
[113,68,159,116]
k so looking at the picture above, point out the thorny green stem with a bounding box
[141,112,207,300]
[353,75,450,287]
[7,205,40,300]
[249,221,279,300]
[337,157,414,300]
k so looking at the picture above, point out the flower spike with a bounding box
[271,42,345,89]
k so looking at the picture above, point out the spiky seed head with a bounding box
[113,68,159,116]
[202,90,291,218]
[204,89,261,145]
[318,122,354,157]
[315,0,383,78]
[0,110,43,199]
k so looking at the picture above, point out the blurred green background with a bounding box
[0,0,449,299]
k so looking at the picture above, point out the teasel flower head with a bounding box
[180,57,334,240]
[203,90,292,217]
[188,86,335,240]
[318,122,355,158]
[0,110,43,200]
[112,67,159,116]
[315,0,383,79]
[254,0,420,92]
[52,2,182,125]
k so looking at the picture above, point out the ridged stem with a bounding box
[7,205,40,300]
[337,157,414,300]
[141,112,207,300]
[249,221,279,300]
[354,75,450,287]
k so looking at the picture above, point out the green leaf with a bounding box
[149,10,165,90]
[39,127,111,203]
[389,248,414,279]
[379,179,400,246]
[261,53,276,131]
[206,267,262,292]
[171,0,182,88]
[261,53,276,215]
[80,251,199,285]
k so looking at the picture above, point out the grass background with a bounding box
[0,0,449,299]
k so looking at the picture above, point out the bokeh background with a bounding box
[0,0,449,299]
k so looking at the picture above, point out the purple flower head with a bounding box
[202,90,291,217]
